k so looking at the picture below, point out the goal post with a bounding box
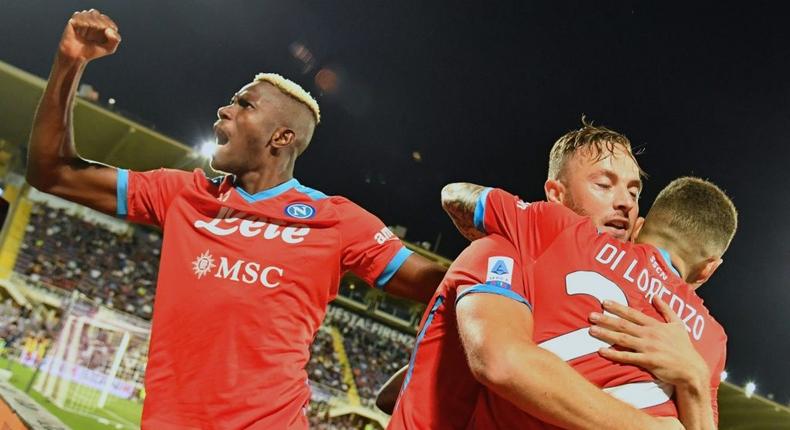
[32,299,150,416]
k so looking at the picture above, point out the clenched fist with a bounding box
[59,9,121,62]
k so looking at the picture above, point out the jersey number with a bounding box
[537,271,673,409]
[538,271,627,360]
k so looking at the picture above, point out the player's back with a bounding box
[471,195,727,428]
[530,220,725,416]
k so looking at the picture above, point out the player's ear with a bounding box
[544,179,565,203]
[630,217,645,242]
[688,257,722,289]
[271,127,296,149]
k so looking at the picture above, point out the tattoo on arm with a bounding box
[441,182,486,241]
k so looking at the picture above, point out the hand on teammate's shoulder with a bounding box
[59,9,121,62]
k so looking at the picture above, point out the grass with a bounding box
[0,357,142,429]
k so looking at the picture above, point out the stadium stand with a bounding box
[15,202,160,319]
[334,314,413,401]
[0,298,58,350]
[307,327,349,392]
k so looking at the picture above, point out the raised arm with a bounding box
[440,182,486,241]
[457,293,683,430]
[26,10,121,214]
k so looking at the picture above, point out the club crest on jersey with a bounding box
[285,203,316,219]
[486,256,514,289]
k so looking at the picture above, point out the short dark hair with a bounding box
[646,177,738,256]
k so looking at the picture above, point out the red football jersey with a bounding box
[117,168,412,429]
[388,234,530,430]
[471,188,727,428]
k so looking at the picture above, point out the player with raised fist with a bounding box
[59,10,121,62]
[27,10,446,430]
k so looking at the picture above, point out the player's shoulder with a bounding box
[634,244,727,338]
[291,181,332,202]
[527,201,594,241]
[441,236,521,298]
[454,235,518,268]
[303,189,370,214]
[286,183,382,222]
[135,167,208,191]
[506,198,587,225]
[530,200,584,220]
[700,304,727,341]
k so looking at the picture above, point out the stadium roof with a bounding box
[0,60,214,173]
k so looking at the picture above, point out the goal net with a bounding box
[32,297,149,424]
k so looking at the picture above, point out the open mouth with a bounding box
[214,125,230,146]
[604,219,629,234]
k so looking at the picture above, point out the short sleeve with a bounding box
[474,187,522,237]
[452,235,531,309]
[475,188,584,259]
[118,168,193,227]
[338,201,413,289]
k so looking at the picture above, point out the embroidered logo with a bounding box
[285,203,316,219]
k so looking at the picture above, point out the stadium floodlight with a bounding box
[745,381,756,398]
[199,140,217,158]
[720,370,728,381]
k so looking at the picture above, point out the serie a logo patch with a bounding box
[486,256,514,289]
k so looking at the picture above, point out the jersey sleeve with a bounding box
[338,201,413,289]
[117,168,193,227]
[475,188,584,259]
[452,235,531,309]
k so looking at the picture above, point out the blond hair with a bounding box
[645,177,738,257]
[254,73,321,124]
[548,117,644,180]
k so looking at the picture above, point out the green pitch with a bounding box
[0,358,142,430]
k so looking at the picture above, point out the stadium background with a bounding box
[0,1,789,429]
[0,59,784,429]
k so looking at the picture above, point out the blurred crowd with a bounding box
[0,298,58,362]
[15,204,161,319]
[306,327,349,391]
[307,401,382,430]
[341,325,412,400]
[306,319,414,404]
[318,311,413,401]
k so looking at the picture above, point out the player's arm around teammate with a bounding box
[440,182,487,241]
[456,277,684,430]
[443,181,715,429]
[27,10,121,213]
[590,299,716,430]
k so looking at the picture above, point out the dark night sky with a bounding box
[3,0,789,402]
